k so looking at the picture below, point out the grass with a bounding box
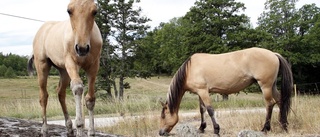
[98,95,320,137]
[0,76,319,136]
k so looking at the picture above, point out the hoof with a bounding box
[88,129,95,136]
[214,124,220,135]
[261,125,271,133]
[198,122,207,133]
[41,125,48,137]
[213,133,220,137]
[198,129,205,133]
[66,119,74,135]
[76,129,84,137]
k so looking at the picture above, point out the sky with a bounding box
[0,0,319,56]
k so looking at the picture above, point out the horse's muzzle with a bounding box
[159,129,168,136]
[75,44,90,56]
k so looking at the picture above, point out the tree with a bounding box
[96,0,115,98]
[155,18,191,74]
[135,0,267,75]
[0,65,7,77]
[4,67,16,78]
[257,1,320,84]
[96,0,150,100]
[257,0,298,56]
[296,4,320,83]
[134,28,162,76]
[0,53,28,77]
[183,0,251,54]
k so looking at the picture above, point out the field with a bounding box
[0,77,319,136]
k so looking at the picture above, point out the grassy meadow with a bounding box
[0,76,319,136]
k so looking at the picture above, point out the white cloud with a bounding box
[0,44,32,56]
[0,0,69,56]
[136,0,195,28]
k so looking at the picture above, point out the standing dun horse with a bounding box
[28,0,102,136]
[159,47,293,136]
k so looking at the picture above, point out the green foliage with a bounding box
[0,53,28,78]
[184,0,250,49]
[135,0,261,75]
[96,0,150,99]
[0,65,7,76]
[257,0,320,83]
[4,67,16,78]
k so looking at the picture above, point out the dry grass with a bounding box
[216,95,320,136]
[98,95,320,137]
[0,77,320,136]
[0,76,62,119]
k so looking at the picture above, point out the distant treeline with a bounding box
[0,53,28,78]
[0,53,59,78]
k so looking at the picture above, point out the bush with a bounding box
[4,67,16,78]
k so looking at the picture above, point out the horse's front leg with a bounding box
[198,96,207,133]
[85,65,99,136]
[198,90,220,136]
[66,59,84,136]
[71,78,84,136]
[56,69,74,136]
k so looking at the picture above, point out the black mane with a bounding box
[167,57,191,114]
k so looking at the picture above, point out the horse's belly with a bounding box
[208,77,254,94]
[45,48,65,68]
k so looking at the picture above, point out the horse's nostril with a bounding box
[159,129,167,136]
[86,45,90,53]
[75,44,80,52]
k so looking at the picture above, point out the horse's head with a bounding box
[67,0,97,56]
[159,101,178,136]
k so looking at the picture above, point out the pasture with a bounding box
[0,77,319,136]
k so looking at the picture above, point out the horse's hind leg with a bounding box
[198,96,207,133]
[34,60,51,136]
[271,84,287,131]
[260,84,277,133]
[56,69,73,136]
[197,89,220,135]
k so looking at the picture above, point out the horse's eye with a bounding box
[67,9,72,16]
[93,10,97,16]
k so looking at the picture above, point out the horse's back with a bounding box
[33,21,59,45]
[33,21,67,51]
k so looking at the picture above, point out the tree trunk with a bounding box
[113,80,118,99]
[105,81,113,98]
[222,94,229,101]
[119,74,124,100]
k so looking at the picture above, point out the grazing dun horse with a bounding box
[159,47,293,136]
[28,0,102,136]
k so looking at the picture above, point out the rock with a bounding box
[238,130,266,137]
[0,117,122,137]
[176,124,200,137]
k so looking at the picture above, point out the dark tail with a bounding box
[167,57,191,114]
[27,55,34,76]
[275,53,293,130]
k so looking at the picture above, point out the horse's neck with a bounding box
[167,84,186,114]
